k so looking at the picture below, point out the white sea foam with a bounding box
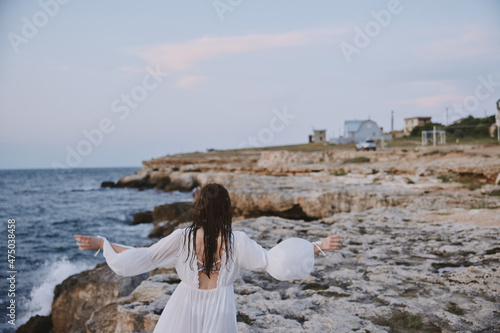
[18,257,92,326]
[116,213,128,221]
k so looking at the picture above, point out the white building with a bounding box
[330,120,392,144]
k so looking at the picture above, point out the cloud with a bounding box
[174,75,207,89]
[392,79,464,108]
[394,94,460,108]
[119,66,148,73]
[407,80,457,92]
[132,27,346,72]
[414,26,500,63]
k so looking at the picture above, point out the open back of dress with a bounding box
[196,248,224,290]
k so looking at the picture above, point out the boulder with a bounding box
[100,181,115,188]
[152,202,194,223]
[163,173,197,192]
[149,220,179,238]
[116,174,148,188]
[51,262,148,333]
[149,202,194,238]
[146,171,171,189]
[84,301,125,333]
[132,211,153,225]
[85,274,179,333]
[16,315,53,333]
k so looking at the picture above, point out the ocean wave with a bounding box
[18,257,93,326]
[70,188,98,193]
[108,213,129,222]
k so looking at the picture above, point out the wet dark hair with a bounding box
[184,183,233,278]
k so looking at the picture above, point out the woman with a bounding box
[75,183,343,332]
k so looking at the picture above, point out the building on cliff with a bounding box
[404,116,432,135]
[309,129,326,143]
[329,119,392,144]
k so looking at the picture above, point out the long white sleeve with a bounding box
[102,228,184,277]
[235,231,315,281]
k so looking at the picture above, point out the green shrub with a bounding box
[446,302,465,315]
[343,156,370,164]
[487,190,500,197]
[373,310,424,331]
[437,175,452,183]
[423,150,441,156]
[453,177,474,184]
[453,177,482,190]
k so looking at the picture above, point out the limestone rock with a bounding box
[50,145,500,331]
[34,203,500,332]
[84,211,499,332]
[16,315,53,333]
[144,171,171,189]
[149,202,194,238]
[51,262,148,333]
[132,211,153,225]
[164,172,197,192]
[148,220,178,238]
[85,301,123,333]
[100,181,115,188]
[195,172,414,220]
[116,174,148,188]
[152,202,194,223]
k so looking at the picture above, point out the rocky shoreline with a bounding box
[19,145,500,332]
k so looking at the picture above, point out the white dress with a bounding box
[100,228,315,333]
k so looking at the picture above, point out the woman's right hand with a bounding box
[74,235,103,251]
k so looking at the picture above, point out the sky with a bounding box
[1,0,499,169]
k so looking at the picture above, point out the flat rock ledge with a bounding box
[113,147,500,224]
[116,148,500,191]
[35,203,500,333]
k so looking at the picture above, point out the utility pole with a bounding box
[433,126,436,146]
[391,110,394,138]
[497,99,500,142]
[445,108,448,126]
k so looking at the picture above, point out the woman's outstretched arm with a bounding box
[73,229,184,277]
[236,231,344,281]
[74,235,130,253]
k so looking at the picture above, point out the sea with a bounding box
[0,167,191,332]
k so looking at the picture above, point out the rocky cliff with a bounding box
[21,144,500,332]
